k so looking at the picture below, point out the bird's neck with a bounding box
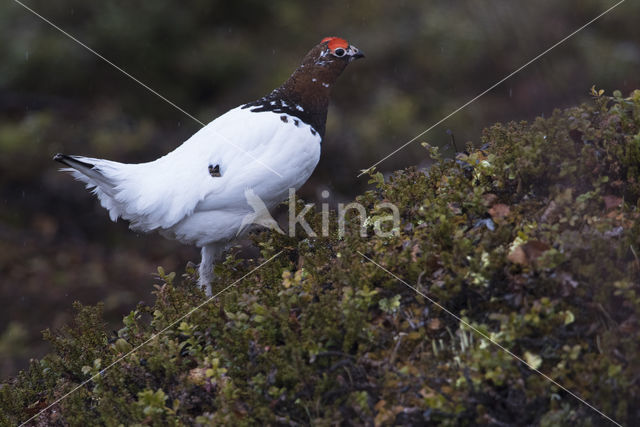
[274,61,348,137]
[241,46,348,138]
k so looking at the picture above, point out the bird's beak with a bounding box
[350,45,365,61]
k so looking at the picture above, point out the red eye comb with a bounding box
[321,37,349,50]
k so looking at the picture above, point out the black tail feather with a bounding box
[53,153,118,197]
[53,153,95,169]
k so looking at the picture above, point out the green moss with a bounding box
[2,90,640,425]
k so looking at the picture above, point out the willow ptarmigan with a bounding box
[54,37,364,296]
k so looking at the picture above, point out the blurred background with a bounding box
[1,0,638,380]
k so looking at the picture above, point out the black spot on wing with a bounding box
[209,164,221,177]
[293,119,299,127]
[280,115,288,123]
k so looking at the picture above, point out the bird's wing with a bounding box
[191,108,322,215]
[58,107,321,234]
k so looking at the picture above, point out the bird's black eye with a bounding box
[334,48,345,57]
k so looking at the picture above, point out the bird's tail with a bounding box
[54,152,201,231]
[54,153,126,221]
[54,154,118,196]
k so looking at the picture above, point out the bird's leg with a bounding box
[198,243,227,297]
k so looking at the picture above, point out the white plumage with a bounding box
[58,107,320,295]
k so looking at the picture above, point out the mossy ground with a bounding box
[2,91,640,426]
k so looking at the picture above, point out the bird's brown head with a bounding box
[294,37,365,85]
[243,37,364,138]
[282,37,363,135]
